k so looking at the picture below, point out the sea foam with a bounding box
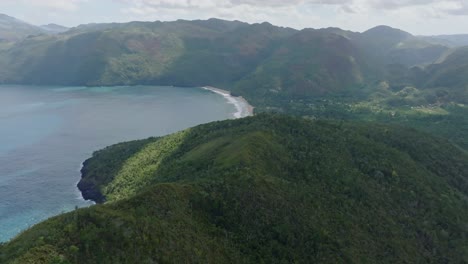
[202,87,252,119]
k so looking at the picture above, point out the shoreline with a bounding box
[202,86,254,118]
[76,86,254,205]
[76,162,96,205]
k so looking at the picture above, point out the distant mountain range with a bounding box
[0,14,68,42]
[0,16,461,86]
[0,16,467,103]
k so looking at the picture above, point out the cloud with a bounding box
[11,0,88,11]
[439,1,468,16]
[366,0,437,9]
[351,0,468,16]
[117,0,468,17]
[116,0,352,9]
[21,0,463,15]
[229,0,351,7]
[110,0,468,37]
[0,0,464,35]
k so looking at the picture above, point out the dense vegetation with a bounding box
[0,19,456,92]
[1,115,468,263]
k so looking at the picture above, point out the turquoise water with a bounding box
[0,85,237,242]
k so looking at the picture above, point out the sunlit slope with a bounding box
[1,115,467,263]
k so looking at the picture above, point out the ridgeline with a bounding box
[1,115,467,263]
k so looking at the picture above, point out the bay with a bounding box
[0,85,239,242]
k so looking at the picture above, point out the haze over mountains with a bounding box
[0,14,68,42]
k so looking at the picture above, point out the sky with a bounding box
[0,0,467,35]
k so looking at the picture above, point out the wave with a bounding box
[202,87,253,119]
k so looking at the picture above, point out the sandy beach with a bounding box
[202,86,254,118]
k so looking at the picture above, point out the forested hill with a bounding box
[1,115,468,263]
[0,19,456,95]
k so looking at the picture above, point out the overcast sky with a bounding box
[1,0,467,35]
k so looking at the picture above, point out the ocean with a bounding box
[0,85,243,242]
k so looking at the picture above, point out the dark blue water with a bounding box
[0,85,237,242]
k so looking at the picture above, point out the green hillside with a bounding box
[1,115,468,263]
[0,19,459,108]
[0,19,445,93]
[353,26,448,67]
[233,29,367,102]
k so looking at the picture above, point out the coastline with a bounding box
[202,86,254,118]
[76,162,97,204]
[76,86,254,205]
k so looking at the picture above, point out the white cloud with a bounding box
[117,0,468,17]
[0,0,466,34]
[113,0,468,35]
[16,0,87,11]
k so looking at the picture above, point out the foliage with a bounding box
[2,115,468,263]
[78,137,158,203]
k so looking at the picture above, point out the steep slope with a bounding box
[0,14,45,41]
[0,20,450,95]
[0,19,287,86]
[232,29,369,106]
[1,115,468,263]
[0,19,363,96]
[422,46,468,102]
[158,21,295,87]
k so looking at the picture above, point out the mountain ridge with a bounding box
[0,18,446,89]
[0,13,44,41]
[1,114,468,263]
